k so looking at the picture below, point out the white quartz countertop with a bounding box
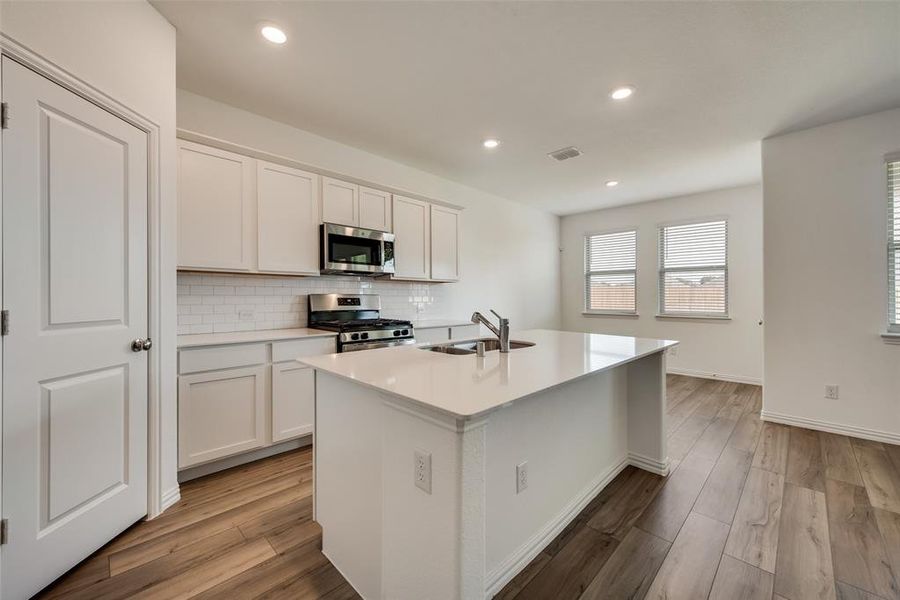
[177,327,337,349]
[299,329,678,418]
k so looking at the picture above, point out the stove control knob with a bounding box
[402,329,409,336]
[360,332,369,340]
[351,333,360,341]
[393,330,401,336]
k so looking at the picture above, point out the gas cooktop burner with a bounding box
[314,318,413,332]
[307,294,417,352]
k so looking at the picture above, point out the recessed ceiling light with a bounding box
[605,180,619,187]
[609,86,635,100]
[483,139,500,149]
[261,25,287,44]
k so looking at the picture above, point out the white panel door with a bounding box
[257,161,320,275]
[178,140,255,271]
[358,186,392,232]
[2,57,149,599]
[430,205,460,281]
[178,366,267,468]
[321,176,359,227]
[392,195,431,280]
[271,362,315,442]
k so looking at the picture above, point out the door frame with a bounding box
[0,35,168,529]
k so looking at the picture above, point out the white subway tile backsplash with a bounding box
[177,272,445,334]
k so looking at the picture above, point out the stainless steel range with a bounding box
[308,294,415,352]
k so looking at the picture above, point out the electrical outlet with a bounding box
[414,449,432,494]
[668,346,678,358]
[825,385,839,400]
[516,461,528,494]
[238,310,255,321]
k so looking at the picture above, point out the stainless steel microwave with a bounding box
[320,223,395,276]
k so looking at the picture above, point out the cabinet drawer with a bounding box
[414,327,449,345]
[272,336,337,363]
[450,325,480,340]
[179,343,268,374]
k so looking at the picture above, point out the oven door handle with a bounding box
[341,338,417,352]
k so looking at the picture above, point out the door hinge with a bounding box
[1,519,8,545]
[1,102,8,129]
[1,310,9,336]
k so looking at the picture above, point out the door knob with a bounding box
[131,338,152,352]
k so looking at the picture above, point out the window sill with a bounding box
[882,332,900,345]
[655,314,731,322]
[582,311,639,318]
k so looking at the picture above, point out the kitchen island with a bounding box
[300,329,677,600]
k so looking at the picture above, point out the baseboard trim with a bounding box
[159,486,181,514]
[628,452,670,476]
[177,435,312,483]
[483,455,629,598]
[761,410,900,445]
[667,367,761,386]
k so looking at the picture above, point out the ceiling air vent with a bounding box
[547,146,582,162]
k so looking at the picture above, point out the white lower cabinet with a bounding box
[178,336,336,469]
[272,362,315,442]
[178,365,267,468]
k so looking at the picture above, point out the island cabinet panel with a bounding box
[392,195,431,280]
[178,140,256,271]
[321,176,359,227]
[271,362,314,442]
[430,205,461,281]
[178,365,267,468]
[256,161,320,275]
[358,186,392,232]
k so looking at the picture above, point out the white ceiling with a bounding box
[153,1,900,215]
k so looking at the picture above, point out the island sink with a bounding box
[423,338,535,354]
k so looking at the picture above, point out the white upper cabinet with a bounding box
[430,205,460,281]
[358,186,393,232]
[178,140,255,271]
[257,161,320,275]
[321,176,359,227]
[392,195,431,280]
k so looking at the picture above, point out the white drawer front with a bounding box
[272,336,337,363]
[179,343,268,374]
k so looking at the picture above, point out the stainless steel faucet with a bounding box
[471,309,510,353]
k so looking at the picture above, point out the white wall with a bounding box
[762,107,900,441]
[0,1,179,510]
[177,90,561,332]
[560,185,764,384]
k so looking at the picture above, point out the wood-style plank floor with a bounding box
[37,375,900,600]
[499,375,900,600]
[35,446,359,600]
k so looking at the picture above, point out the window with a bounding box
[889,159,900,332]
[658,220,728,317]
[584,229,637,314]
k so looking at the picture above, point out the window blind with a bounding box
[889,160,899,331]
[658,220,728,317]
[584,230,637,313]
